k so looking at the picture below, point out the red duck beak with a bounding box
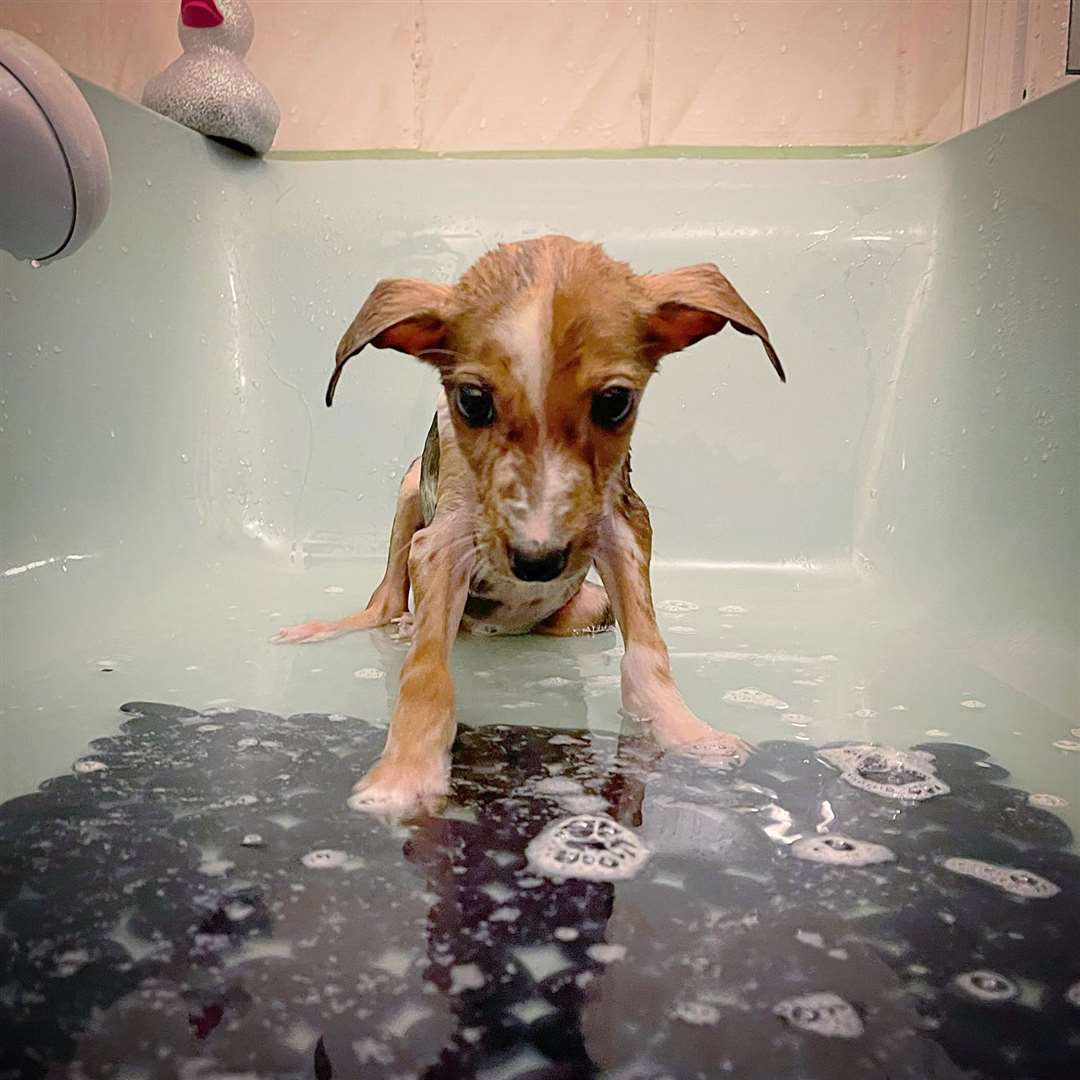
[180,0,224,29]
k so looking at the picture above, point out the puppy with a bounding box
[276,236,784,814]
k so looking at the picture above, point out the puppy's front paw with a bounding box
[638,702,752,771]
[347,754,449,818]
[675,731,753,771]
[272,620,338,645]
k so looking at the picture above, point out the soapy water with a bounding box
[942,856,1061,899]
[72,758,108,774]
[655,599,699,615]
[531,774,609,815]
[819,744,951,802]
[723,686,790,709]
[773,991,864,1038]
[675,735,745,770]
[525,814,650,882]
[532,776,585,797]
[1028,792,1068,809]
[952,970,1020,1004]
[790,834,896,867]
[1,705,1079,1079]
[300,848,348,870]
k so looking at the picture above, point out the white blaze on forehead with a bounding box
[494,293,551,416]
[491,295,591,552]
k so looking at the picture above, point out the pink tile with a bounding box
[418,0,652,151]
[247,0,417,150]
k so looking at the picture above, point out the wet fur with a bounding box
[277,236,783,815]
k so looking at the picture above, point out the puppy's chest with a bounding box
[461,561,586,636]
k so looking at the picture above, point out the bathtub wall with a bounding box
[852,84,1080,717]
[0,0,1075,151]
[1,81,916,571]
[2,76,1077,734]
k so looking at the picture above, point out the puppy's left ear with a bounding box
[639,264,785,382]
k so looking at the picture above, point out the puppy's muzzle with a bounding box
[509,544,570,582]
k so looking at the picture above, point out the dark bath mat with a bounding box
[1,702,1078,1079]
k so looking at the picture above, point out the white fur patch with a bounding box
[519,449,580,548]
[495,294,550,416]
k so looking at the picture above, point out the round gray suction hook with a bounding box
[0,29,111,264]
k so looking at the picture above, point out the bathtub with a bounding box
[1,80,1078,1078]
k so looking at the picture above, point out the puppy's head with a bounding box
[328,236,783,583]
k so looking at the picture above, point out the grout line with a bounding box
[266,145,930,162]
[894,0,909,142]
[641,0,658,148]
[1011,0,1032,108]
[411,0,428,151]
[962,0,989,131]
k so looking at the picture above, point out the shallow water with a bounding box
[3,560,1079,1076]
[4,561,1076,838]
[2,702,1079,1079]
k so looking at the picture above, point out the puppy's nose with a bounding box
[509,544,570,582]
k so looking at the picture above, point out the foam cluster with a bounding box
[943,857,1060,899]
[773,991,864,1038]
[952,970,1019,1004]
[791,834,896,867]
[526,814,649,882]
[301,849,348,870]
[820,744,950,802]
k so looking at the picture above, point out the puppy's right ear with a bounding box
[326,279,453,406]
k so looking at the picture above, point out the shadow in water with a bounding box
[1,699,1079,1079]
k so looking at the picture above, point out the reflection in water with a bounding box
[0,700,1078,1079]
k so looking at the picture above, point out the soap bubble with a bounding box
[943,857,1060,899]
[952,970,1019,1003]
[723,687,789,709]
[671,1000,720,1025]
[526,814,649,882]
[533,776,584,796]
[301,849,347,870]
[73,759,108,775]
[820,745,950,801]
[1028,793,1067,810]
[791,834,895,867]
[773,991,863,1038]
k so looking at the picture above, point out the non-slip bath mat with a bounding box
[1,702,1078,1079]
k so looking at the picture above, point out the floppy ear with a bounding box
[639,264,785,382]
[325,279,454,406]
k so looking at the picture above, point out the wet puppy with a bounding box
[276,236,784,814]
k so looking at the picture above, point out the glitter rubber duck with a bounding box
[142,0,279,156]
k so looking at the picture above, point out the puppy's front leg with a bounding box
[594,486,750,769]
[349,520,473,816]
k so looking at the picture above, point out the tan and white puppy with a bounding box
[276,236,784,815]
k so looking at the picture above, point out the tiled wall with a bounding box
[1,1,1075,151]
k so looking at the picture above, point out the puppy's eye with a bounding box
[591,386,635,429]
[455,384,496,428]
